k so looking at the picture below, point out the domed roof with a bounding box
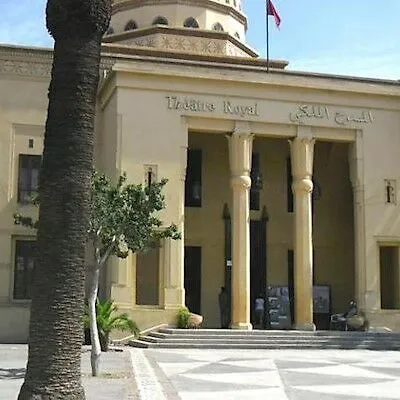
[104,0,257,58]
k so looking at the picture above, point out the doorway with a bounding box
[250,220,267,325]
[184,246,202,314]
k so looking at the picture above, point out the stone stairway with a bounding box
[130,328,400,350]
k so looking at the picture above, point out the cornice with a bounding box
[0,45,53,78]
[112,0,248,29]
[103,25,258,58]
[0,44,116,80]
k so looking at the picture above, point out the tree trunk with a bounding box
[18,1,111,399]
[87,265,101,377]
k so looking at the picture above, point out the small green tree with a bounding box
[15,171,180,376]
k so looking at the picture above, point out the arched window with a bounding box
[124,20,138,31]
[183,17,199,28]
[106,26,115,35]
[152,16,168,26]
[212,22,224,32]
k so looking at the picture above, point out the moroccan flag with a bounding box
[267,0,281,29]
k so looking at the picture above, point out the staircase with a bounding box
[130,328,400,350]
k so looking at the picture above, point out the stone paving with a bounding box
[0,344,137,399]
[141,348,400,400]
[2,345,400,399]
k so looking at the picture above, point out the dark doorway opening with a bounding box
[380,245,400,309]
[184,246,202,314]
[250,219,267,325]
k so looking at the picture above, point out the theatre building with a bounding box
[0,0,399,342]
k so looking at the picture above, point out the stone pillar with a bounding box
[290,133,315,331]
[349,131,367,310]
[163,144,187,307]
[227,121,253,330]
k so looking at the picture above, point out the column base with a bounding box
[230,322,253,331]
[294,322,316,331]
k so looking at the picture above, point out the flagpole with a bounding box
[266,0,270,73]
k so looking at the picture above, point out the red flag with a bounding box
[267,0,281,29]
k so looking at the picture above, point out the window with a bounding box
[152,16,168,26]
[234,32,240,39]
[286,156,293,212]
[136,245,160,305]
[18,154,41,203]
[185,149,202,207]
[13,240,36,300]
[183,17,199,28]
[124,20,137,31]
[380,246,400,309]
[212,22,224,32]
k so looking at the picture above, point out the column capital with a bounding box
[233,120,252,135]
[289,136,315,179]
[227,126,254,179]
[348,131,364,189]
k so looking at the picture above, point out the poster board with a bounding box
[313,285,330,314]
[266,286,291,329]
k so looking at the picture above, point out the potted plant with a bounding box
[84,299,139,351]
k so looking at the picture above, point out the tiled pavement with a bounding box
[2,345,400,399]
[136,348,400,400]
[0,345,137,399]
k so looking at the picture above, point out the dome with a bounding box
[104,0,257,58]
[108,0,247,42]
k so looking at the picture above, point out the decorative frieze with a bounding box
[119,33,251,57]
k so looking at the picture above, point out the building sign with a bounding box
[165,96,259,118]
[289,104,374,126]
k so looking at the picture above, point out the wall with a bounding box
[0,75,48,342]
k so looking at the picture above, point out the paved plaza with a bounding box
[137,348,400,400]
[0,345,136,400]
[2,345,400,399]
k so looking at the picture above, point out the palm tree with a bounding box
[18,1,111,399]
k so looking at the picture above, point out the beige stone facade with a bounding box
[0,0,400,342]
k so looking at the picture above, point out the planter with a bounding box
[188,313,203,329]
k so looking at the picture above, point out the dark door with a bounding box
[287,249,295,325]
[250,220,267,324]
[184,246,201,314]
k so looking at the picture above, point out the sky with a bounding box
[0,0,399,80]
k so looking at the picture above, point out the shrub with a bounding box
[176,306,191,328]
[84,298,139,351]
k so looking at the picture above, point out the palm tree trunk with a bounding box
[18,1,111,399]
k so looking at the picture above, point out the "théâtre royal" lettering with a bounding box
[166,96,259,118]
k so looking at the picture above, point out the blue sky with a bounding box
[0,0,399,79]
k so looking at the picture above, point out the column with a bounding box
[163,144,187,307]
[227,121,253,330]
[349,131,367,310]
[290,133,315,331]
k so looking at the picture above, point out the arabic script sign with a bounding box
[290,104,373,126]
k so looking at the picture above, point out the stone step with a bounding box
[147,332,400,341]
[129,328,400,351]
[157,328,400,339]
[139,337,400,347]
[130,339,400,350]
